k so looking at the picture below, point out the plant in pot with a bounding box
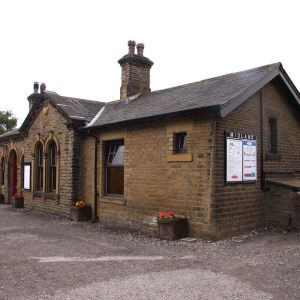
[12,193,24,208]
[157,211,188,241]
[70,199,91,222]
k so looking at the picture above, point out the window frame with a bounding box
[174,132,187,154]
[105,139,125,196]
[0,157,5,186]
[35,142,44,191]
[47,141,57,192]
[268,117,277,154]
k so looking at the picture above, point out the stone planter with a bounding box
[0,193,5,204]
[70,206,91,222]
[11,197,24,209]
[157,218,188,240]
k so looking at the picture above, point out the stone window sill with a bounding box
[167,153,193,162]
[265,153,281,161]
[101,196,126,205]
[33,191,58,200]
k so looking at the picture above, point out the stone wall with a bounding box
[211,80,300,238]
[267,185,299,230]
[82,113,216,238]
[0,99,80,216]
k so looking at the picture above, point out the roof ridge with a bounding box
[147,62,281,96]
[60,95,105,104]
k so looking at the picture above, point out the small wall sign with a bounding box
[225,131,257,184]
[24,162,31,190]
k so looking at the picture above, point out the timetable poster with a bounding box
[242,139,257,181]
[226,138,243,182]
[225,132,257,184]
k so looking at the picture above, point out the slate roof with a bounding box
[45,92,105,123]
[87,62,300,128]
[0,128,20,139]
[1,62,300,141]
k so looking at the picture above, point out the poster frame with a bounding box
[23,162,31,191]
[225,131,257,184]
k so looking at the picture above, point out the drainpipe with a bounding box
[260,90,265,190]
[88,130,99,221]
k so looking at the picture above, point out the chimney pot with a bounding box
[33,82,39,93]
[136,43,144,56]
[128,40,136,55]
[40,83,46,92]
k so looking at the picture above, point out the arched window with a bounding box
[35,142,43,190]
[0,157,5,186]
[48,141,57,192]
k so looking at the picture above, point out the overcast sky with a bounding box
[1,0,300,126]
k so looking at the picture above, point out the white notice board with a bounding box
[24,164,31,190]
[226,138,243,182]
[242,139,257,181]
[225,132,257,184]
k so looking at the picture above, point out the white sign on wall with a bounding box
[24,164,31,190]
[226,138,243,182]
[225,131,257,183]
[242,139,257,181]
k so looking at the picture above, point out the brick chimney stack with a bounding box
[27,82,43,111]
[33,82,39,93]
[118,40,153,100]
[40,83,46,92]
[128,40,136,55]
[136,43,144,56]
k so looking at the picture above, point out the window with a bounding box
[48,141,57,192]
[105,140,124,196]
[174,132,187,153]
[269,118,277,154]
[0,157,4,185]
[35,142,43,190]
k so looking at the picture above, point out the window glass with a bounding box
[48,141,57,192]
[269,118,277,154]
[105,140,124,196]
[174,132,187,153]
[36,142,43,190]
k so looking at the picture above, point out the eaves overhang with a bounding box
[79,104,221,133]
[219,63,300,118]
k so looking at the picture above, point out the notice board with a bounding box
[24,163,31,190]
[225,131,257,184]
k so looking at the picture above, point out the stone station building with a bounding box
[0,41,300,239]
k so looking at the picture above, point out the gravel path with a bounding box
[0,205,299,299]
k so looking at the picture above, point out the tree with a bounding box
[0,111,17,135]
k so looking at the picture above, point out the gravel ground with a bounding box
[0,205,299,300]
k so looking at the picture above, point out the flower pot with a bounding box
[0,194,5,204]
[70,206,91,222]
[157,218,188,240]
[12,197,24,209]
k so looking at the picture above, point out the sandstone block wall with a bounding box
[211,80,300,238]
[82,113,216,238]
[0,100,81,216]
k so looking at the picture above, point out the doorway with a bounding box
[8,150,17,202]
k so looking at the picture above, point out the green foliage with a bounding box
[0,111,17,135]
